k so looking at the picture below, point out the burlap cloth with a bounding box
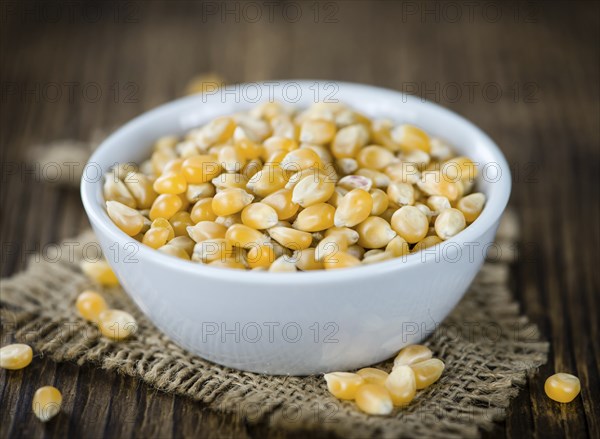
[0,209,548,439]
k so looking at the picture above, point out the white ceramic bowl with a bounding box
[81,81,511,375]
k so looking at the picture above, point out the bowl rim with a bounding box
[81,80,511,285]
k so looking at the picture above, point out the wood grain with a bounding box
[1,1,598,438]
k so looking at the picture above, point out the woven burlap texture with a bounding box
[0,211,548,439]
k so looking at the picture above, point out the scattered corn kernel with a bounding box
[385,366,417,406]
[80,259,119,287]
[324,372,365,400]
[32,386,62,422]
[0,344,33,370]
[98,309,138,341]
[544,373,581,403]
[357,368,389,386]
[76,290,108,322]
[355,384,394,415]
[410,358,445,389]
[393,344,433,367]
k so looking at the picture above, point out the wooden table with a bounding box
[1,1,598,437]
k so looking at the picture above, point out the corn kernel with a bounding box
[393,344,433,367]
[427,195,451,214]
[241,202,279,229]
[212,188,254,216]
[385,366,417,406]
[331,124,369,158]
[355,384,394,415]
[386,236,410,257]
[187,221,227,243]
[106,201,145,236]
[186,182,216,203]
[190,198,217,223]
[337,174,372,192]
[323,251,361,270]
[0,344,33,370]
[357,145,396,170]
[346,244,365,260]
[152,172,187,195]
[246,244,276,269]
[192,238,233,262]
[123,172,157,208]
[226,224,269,249]
[169,211,194,236]
[246,165,288,197]
[356,217,397,249]
[315,234,348,262]
[362,250,394,264]
[457,192,485,223]
[142,227,170,249]
[334,188,373,228]
[391,124,431,153]
[418,171,461,201]
[268,226,313,250]
[218,145,247,173]
[441,156,478,181]
[168,236,195,256]
[280,148,322,173]
[412,236,443,252]
[32,386,62,422]
[261,189,299,220]
[356,168,390,188]
[300,119,336,144]
[149,193,183,220]
[357,368,389,386]
[544,373,581,403]
[410,358,445,389]
[387,182,415,206]
[211,173,249,191]
[434,208,466,239]
[324,372,364,400]
[215,213,243,228]
[76,290,108,322]
[293,248,324,271]
[391,206,429,244]
[181,155,222,183]
[208,258,246,270]
[80,260,119,287]
[292,175,336,207]
[369,189,389,216]
[385,162,421,184]
[293,203,335,232]
[269,255,298,272]
[371,119,401,152]
[98,309,137,341]
[103,173,137,208]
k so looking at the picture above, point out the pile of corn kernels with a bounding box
[104,102,486,270]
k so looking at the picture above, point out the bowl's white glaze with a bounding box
[81,81,511,375]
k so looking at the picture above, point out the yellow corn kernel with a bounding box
[168,236,195,256]
[142,227,170,249]
[153,135,178,151]
[357,368,389,386]
[324,227,360,244]
[0,344,33,370]
[32,386,62,422]
[215,213,243,228]
[357,145,396,170]
[355,384,393,415]
[323,251,361,270]
[387,182,415,206]
[369,189,389,216]
[103,173,137,208]
[195,117,236,148]
[218,145,247,173]
[293,248,324,271]
[293,203,335,232]
[410,358,445,389]
[386,236,410,257]
[393,344,433,367]
[212,188,254,216]
[337,174,372,192]
[391,206,429,244]
[98,309,138,341]
[123,172,157,209]
[280,148,322,173]
[268,226,313,250]
[192,239,233,263]
[336,157,359,175]
[292,175,336,207]
[418,171,461,201]
[158,244,191,260]
[404,149,431,171]
[226,224,269,249]
[152,172,187,195]
[356,217,397,249]
[427,195,451,214]
[169,211,194,237]
[211,173,249,191]
[302,144,333,166]
[545,373,581,403]
[300,119,336,145]
[151,148,178,175]
[441,156,478,181]
[346,244,366,260]
[269,255,298,272]
[246,244,276,269]
[270,114,298,139]
[385,366,417,406]
[181,155,222,183]
[412,236,443,252]
[385,162,421,184]
[149,193,183,220]
[315,234,348,262]
[371,119,401,152]
[80,260,119,287]
[331,124,369,158]
[106,201,145,236]
[457,193,485,223]
[356,168,390,188]
[362,250,395,265]
[324,372,365,400]
[186,182,216,203]
[76,290,108,322]
[262,136,297,161]
[246,165,288,197]
[266,149,288,165]
[391,124,431,153]
[234,126,263,159]
[241,202,279,229]
[190,198,217,223]
[208,258,246,270]
[187,221,227,243]
[434,208,466,239]
[334,188,373,227]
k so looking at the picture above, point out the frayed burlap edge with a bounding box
[0,210,548,439]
